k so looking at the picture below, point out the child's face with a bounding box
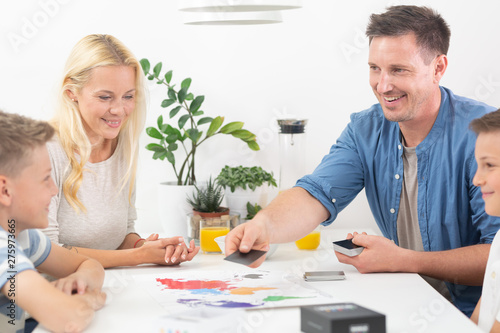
[9,144,57,230]
[473,131,500,216]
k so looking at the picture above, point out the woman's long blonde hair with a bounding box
[51,34,146,212]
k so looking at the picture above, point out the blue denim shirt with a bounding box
[297,86,500,316]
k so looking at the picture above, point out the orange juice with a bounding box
[200,227,229,253]
[295,231,320,250]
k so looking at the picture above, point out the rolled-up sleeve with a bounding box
[296,119,365,226]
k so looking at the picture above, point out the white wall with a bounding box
[1,0,500,235]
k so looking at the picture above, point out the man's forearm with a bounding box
[409,244,490,285]
[258,187,329,243]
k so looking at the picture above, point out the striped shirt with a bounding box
[0,227,51,333]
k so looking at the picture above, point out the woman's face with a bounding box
[70,65,136,144]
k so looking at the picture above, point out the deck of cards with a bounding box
[332,239,364,257]
[303,271,346,281]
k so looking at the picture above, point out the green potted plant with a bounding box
[140,59,259,238]
[187,177,229,217]
[216,165,277,218]
[186,177,237,242]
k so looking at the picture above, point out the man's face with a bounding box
[473,131,500,217]
[368,33,439,124]
[8,145,58,231]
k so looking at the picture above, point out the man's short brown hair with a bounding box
[366,5,451,63]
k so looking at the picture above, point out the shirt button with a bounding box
[398,145,402,150]
[332,198,336,203]
[390,208,395,214]
[395,174,400,180]
[492,271,496,279]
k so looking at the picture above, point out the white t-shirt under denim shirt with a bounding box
[479,230,500,331]
[44,137,137,250]
[0,228,51,333]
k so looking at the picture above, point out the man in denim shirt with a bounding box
[225,6,500,316]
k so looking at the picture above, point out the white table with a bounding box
[35,228,481,333]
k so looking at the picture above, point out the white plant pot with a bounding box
[158,182,195,239]
[224,185,269,219]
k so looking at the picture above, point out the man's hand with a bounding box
[225,219,270,268]
[335,234,411,273]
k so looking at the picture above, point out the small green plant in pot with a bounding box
[216,166,277,219]
[187,177,229,217]
[186,177,232,242]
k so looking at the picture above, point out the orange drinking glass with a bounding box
[200,218,230,253]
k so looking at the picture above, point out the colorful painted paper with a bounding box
[133,270,336,313]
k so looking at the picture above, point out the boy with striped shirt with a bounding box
[0,110,106,333]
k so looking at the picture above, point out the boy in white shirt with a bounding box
[0,110,106,333]
[471,109,500,332]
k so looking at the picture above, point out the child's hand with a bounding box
[74,288,107,311]
[52,273,88,295]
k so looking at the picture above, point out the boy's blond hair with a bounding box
[470,109,500,135]
[0,110,54,177]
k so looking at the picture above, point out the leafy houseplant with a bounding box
[216,165,277,219]
[187,177,228,215]
[216,166,277,193]
[140,59,260,185]
[245,202,262,220]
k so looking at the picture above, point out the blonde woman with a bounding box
[44,34,199,268]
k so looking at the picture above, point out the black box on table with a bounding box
[300,302,386,333]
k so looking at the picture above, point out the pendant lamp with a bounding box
[183,11,282,25]
[178,0,302,12]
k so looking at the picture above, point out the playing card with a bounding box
[224,249,267,266]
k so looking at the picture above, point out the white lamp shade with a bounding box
[178,0,301,12]
[183,11,282,25]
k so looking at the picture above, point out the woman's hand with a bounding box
[137,237,199,265]
[164,239,199,265]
